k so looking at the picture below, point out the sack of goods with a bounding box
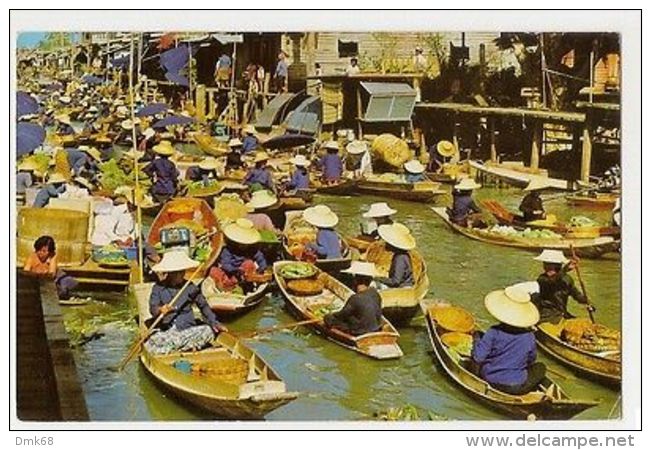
[372,134,411,169]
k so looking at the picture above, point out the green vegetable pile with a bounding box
[22,153,51,175]
[93,244,128,266]
[569,216,598,227]
[489,225,562,240]
[259,229,279,244]
[187,179,222,196]
[193,242,211,262]
[99,159,133,192]
[279,262,318,279]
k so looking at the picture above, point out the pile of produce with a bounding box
[569,216,598,228]
[286,218,317,248]
[21,153,50,175]
[488,225,563,240]
[187,179,222,197]
[371,134,411,169]
[259,229,280,244]
[192,242,212,263]
[99,159,133,192]
[214,194,249,223]
[92,244,128,266]
[560,318,621,355]
[310,298,345,318]
[366,173,403,183]
[161,219,207,236]
[279,262,318,279]
[287,278,324,296]
[441,331,474,361]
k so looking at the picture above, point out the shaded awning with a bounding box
[152,115,195,129]
[136,102,169,118]
[17,91,39,117]
[359,82,417,122]
[284,96,322,135]
[262,133,315,150]
[17,122,46,157]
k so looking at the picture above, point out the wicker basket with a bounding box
[441,331,473,348]
[287,278,324,296]
[429,304,475,333]
[372,134,411,169]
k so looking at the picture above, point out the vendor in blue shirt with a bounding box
[472,285,547,395]
[287,154,311,190]
[244,151,275,192]
[142,140,180,203]
[185,157,219,186]
[144,250,227,356]
[403,159,427,183]
[55,114,75,136]
[318,141,343,184]
[33,172,67,208]
[448,178,482,227]
[66,145,101,179]
[302,205,342,260]
[375,223,416,288]
[241,125,259,154]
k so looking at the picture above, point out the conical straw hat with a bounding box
[289,154,311,167]
[454,178,481,190]
[224,218,261,245]
[199,157,218,171]
[153,140,175,156]
[228,138,243,148]
[151,250,200,273]
[404,160,425,174]
[346,140,368,155]
[363,202,397,218]
[247,190,278,210]
[254,152,269,163]
[81,146,102,162]
[303,205,339,228]
[378,222,416,250]
[437,140,456,157]
[48,172,68,184]
[484,285,540,328]
[323,140,339,151]
[533,249,569,265]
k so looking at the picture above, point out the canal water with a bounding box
[63,186,621,421]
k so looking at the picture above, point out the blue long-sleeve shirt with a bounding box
[472,325,537,386]
[66,149,93,176]
[33,184,66,208]
[16,172,33,195]
[377,251,414,287]
[242,135,258,154]
[218,246,268,275]
[288,168,310,190]
[149,282,219,331]
[58,124,75,135]
[306,228,341,259]
[320,153,343,182]
[143,157,179,195]
[243,167,274,190]
[275,59,288,78]
[449,191,480,224]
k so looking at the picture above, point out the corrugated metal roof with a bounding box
[361,82,415,96]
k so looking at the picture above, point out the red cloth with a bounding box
[209,259,257,291]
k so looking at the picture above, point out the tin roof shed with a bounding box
[360,82,416,122]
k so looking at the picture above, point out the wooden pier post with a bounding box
[195,84,206,123]
[490,118,497,163]
[530,120,542,170]
[580,119,593,183]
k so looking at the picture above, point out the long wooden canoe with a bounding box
[535,322,621,388]
[312,178,357,196]
[364,241,430,326]
[148,198,224,276]
[134,282,298,419]
[421,300,599,420]
[193,133,229,157]
[468,160,571,190]
[566,193,618,208]
[432,207,619,259]
[273,261,403,360]
[282,211,352,273]
[357,178,446,203]
[202,278,271,321]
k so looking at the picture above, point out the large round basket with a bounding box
[429,304,475,333]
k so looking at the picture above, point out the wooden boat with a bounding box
[134,282,298,419]
[481,200,621,238]
[426,172,456,184]
[357,177,446,203]
[148,198,224,276]
[345,234,376,253]
[364,241,430,326]
[421,300,599,420]
[432,207,619,259]
[535,322,621,387]
[273,261,403,359]
[193,133,229,157]
[202,280,271,321]
[468,160,571,190]
[566,193,618,208]
[312,178,357,196]
[282,211,352,273]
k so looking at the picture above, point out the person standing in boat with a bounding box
[324,262,383,336]
[375,223,415,288]
[303,205,342,260]
[519,179,547,222]
[23,235,78,300]
[241,125,259,154]
[472,284,548,395]
[286,154,311,190]
[244,151,275,193]
[404,160,427,183]
[210,219,269,293]
[318,141,343,185]
[145,250,227,356]
[32,172,67,208]
[142,140,180,204]
[345,140,372,179]
[530,250,591,324]
[360,202,397,239]
[448,178,482,227]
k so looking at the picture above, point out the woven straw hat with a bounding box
[228,138,243,148]
[524,178,549,191]
[404,159,426,174]
[48,172,67,184]
[18,160,38,172]
[121,118,141,130]
[87,105,99,113]
[143,127,156,139]
[243,125,257,135]
[484,285,540,328]
[533,249,569,265]
[303,204,339,228]
[346,140,368,155]
[378,222,416,250]
[73,176,93,190]
[289,154,311,167]
[151,250,200,273]
[123,148,144,160]
[454,178,481,190]
[254,151,270,163]
[153,140,175,156]
[437,140,456,157]
[59,96,71,104]
[247,190,278,210]
[80,146,102,162]
[199,157,218,171]
[224,218,261,245]
[55,114,71,125]
[341,261,379,278]
[363,202,397,218]
[323,140,339,151]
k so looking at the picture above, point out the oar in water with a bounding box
[569,244,596,323]
[234,318,322,339]
[117,264,204,371]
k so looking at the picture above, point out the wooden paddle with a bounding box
[117,264,204,371]
[569,244,596,323]
[235,318,322,339]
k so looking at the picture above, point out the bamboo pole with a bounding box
[128,34,144,285]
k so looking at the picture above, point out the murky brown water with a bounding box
[64,186,621,421]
